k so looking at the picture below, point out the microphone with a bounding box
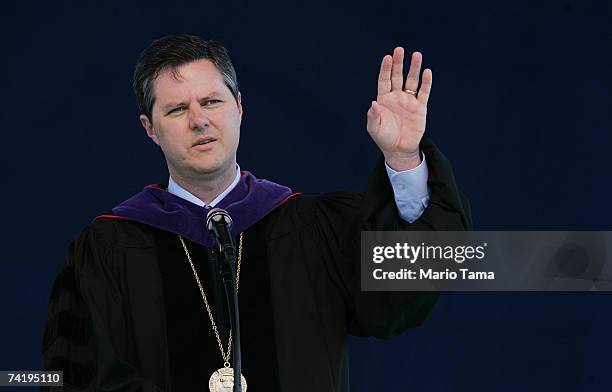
[206,208,236,256]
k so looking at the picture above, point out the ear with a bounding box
[140,114,160,146]
[236,92,243,121]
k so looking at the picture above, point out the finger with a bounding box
[390,47,404,91]
[417,68,433,106]
[366,101,382,132]
[404,51,423,93]
[377,55,392,98]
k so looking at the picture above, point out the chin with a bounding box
[193,160,232,176]
[191,165,223,176]
[176,154,234,178]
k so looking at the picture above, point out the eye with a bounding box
[168,106,186,115]
[203,99,222,106]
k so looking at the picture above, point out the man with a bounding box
[42,34,471,391]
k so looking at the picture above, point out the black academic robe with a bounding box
[42,138,472,391]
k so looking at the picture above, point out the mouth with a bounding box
[193,137,217,147]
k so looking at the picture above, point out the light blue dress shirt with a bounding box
[384,151,431,223]
[168,165,242,208]
[168,154,431,223]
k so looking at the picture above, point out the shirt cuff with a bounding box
[384,151,431,223]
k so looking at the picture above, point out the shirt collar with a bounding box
[167,164,242,208]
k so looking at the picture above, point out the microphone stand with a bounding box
[218,240,242,392]
[207,208,243,392]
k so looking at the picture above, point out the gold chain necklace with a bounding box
[179,232,247,392]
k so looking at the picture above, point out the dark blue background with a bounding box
[3,1,611,390]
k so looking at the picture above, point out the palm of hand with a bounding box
[367,48,432,160]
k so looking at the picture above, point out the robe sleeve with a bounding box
[42,219,163,391]
[312,136,472,339]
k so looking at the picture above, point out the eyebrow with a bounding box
[162,92,224,110]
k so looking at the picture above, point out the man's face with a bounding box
[140,59,243,182]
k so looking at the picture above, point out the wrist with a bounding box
[384,150,422,171]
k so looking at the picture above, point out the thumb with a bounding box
[367,101,382,134]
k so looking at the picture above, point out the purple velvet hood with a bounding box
[110,170,295,247]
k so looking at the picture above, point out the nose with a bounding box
[188,103,210,130]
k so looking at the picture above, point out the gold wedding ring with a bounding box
[404,89,417,95]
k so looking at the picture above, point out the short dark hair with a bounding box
[132,34,239,121]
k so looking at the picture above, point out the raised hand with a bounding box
[366,47,432,171]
